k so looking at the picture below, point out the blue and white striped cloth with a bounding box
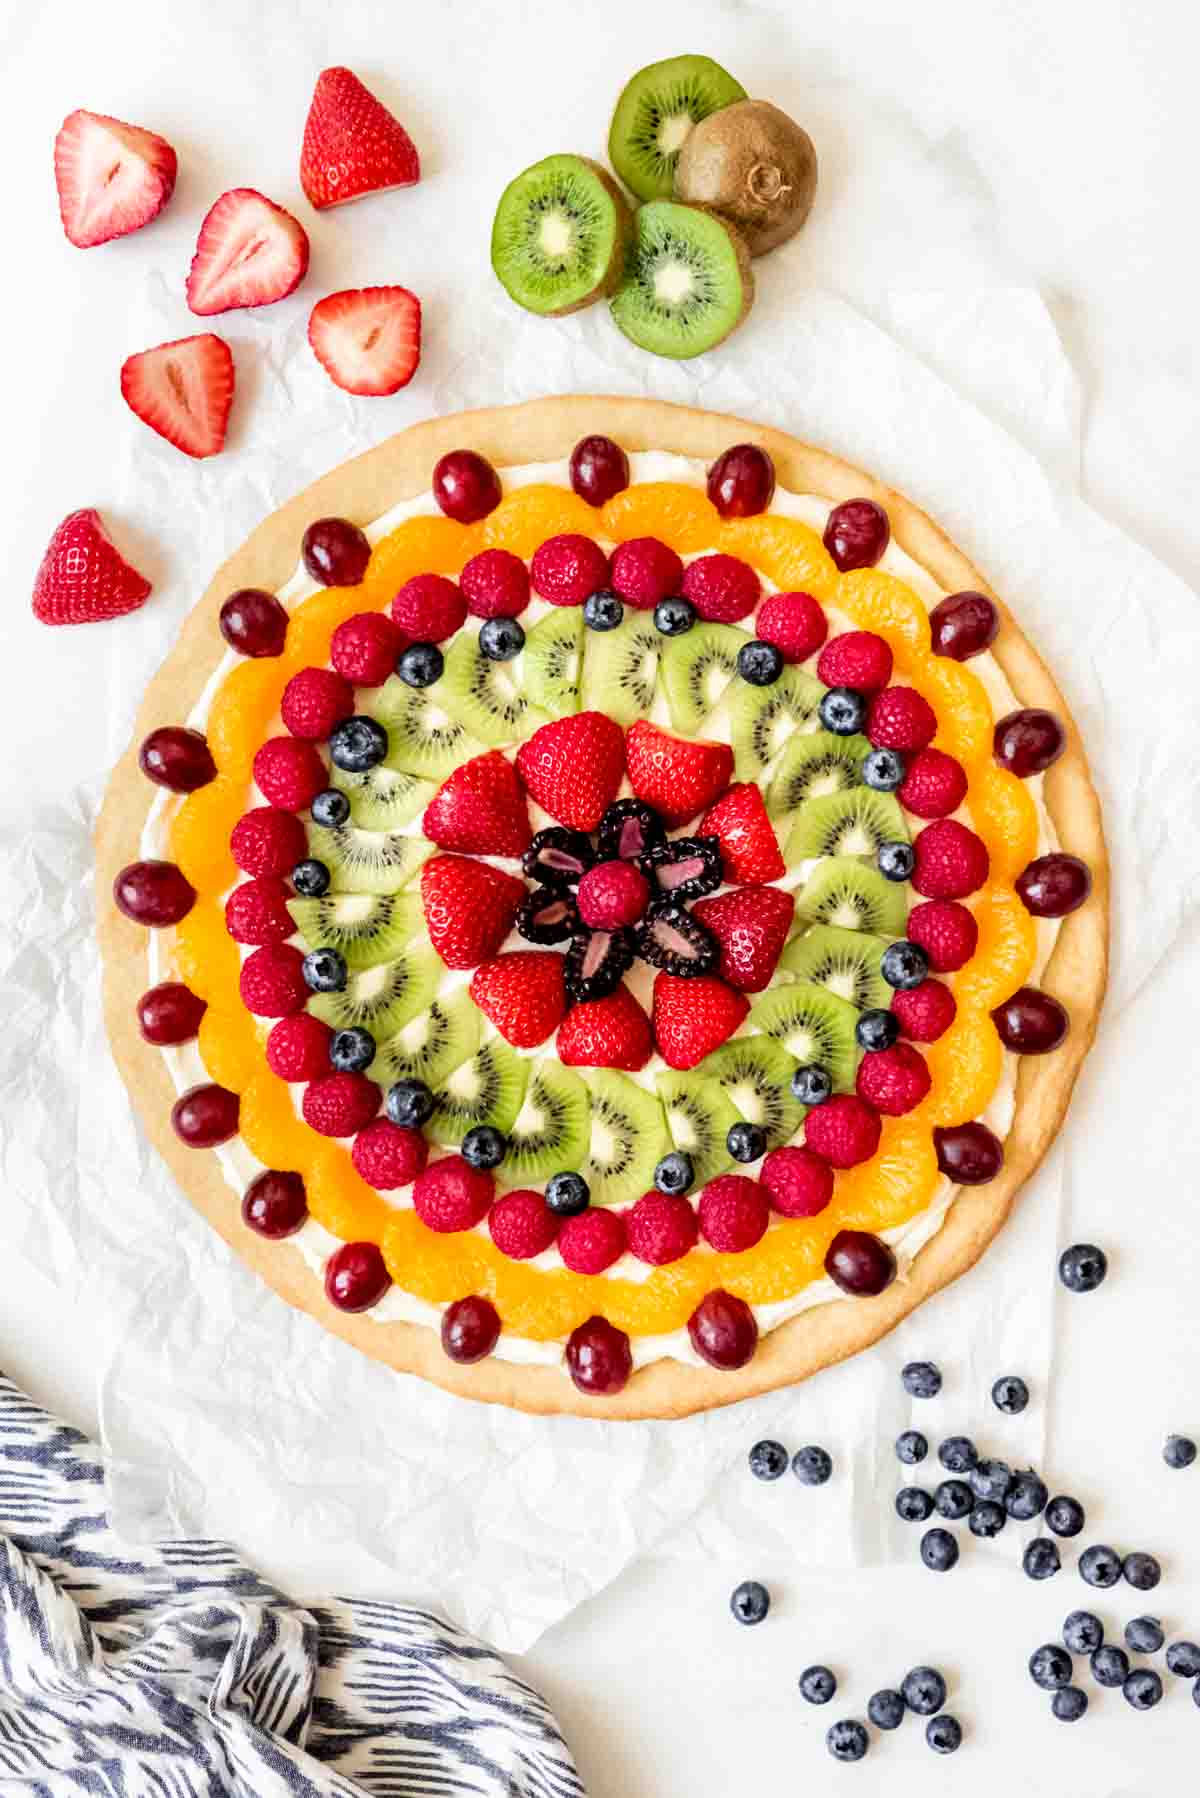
[0,1372,585,1795]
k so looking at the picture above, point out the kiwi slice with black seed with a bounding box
[429,1035,529,1147]
[308,943,442,1042]
[724,664,824,779]
[503,1062,591,1184]
[522,608,583,717]
[492,154,633,317]
[793,855,908,937]
[699,1035,804,1149]
[781,923,892,1010]
[580,1069,672,1208]
[610,201,753,360]
[287,891,423,971]
[608,54,747,202]
[787,788,908,861]
[656,1068,741,1187]
[747,984,860,1094]
[579,609,660,725]
[370,990,480,1091]
[306,821,433,897]
[438,633,550,747]
[766,730,869,819]
[364,675,487,781]
[659,621,749,734]
[329,763,437,833]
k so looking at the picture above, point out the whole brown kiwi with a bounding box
[673,99,817,257]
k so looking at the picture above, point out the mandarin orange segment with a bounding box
[306,1147,394,1241]
[481,485,598,558]
[238,1070,315,1172]
[915,1010,1005,1127]
[381,1211,493,1304]
[169,777,242,893]
[284,586,372,667]
[598,1263,706,1337]
[830,1120,941,1233]
[968,764,1039,882]
[909,656,993,765]
[717,1219,831,1305]
[171,900,239,1002]
[600,482,721,552]
[719,516,839,602]
[491,1262,594,1340]
[359,516,480,605]
[197,1005,262,1093]
[207,660,289,779]
[955,883,1039,1010]
[835,568,930,655]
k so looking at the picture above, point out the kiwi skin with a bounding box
[674,100,817,257]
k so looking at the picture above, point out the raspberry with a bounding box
[907,898,979,972]
[576,859,649,930]
[804,1095,882,1168]
[390,572,467,642]
[488,1188,559,1260]
[224,875,294,945]
[610,536,683,608]
[281,665,355,739]
[330,610,402,685]
[698,1174,769,1253]
[350,1117,428,1190]
[891,980,957,1043]
[866,685,937,752]
[460,547,530,618]
[266,1012,333,1080]
[898,747,967,820]
[911,818,990,899]
[412,1154,494,1232]
[231,807,308,877]
[239,943,309,1017]
[530,533,609,606]
[558,1207,627,1274]
[759,1146,834,1219]
[302,1071,381,1137]
[856,1044,931,1116]
[817,630,893,692]
[626,1190,699,1265]
[252,736,327,810]
[756,590,828,663]
[681,553,760,623]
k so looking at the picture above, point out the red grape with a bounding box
[993,708,1066,777]
[219,588,288,657]
[929,591,999,661]
[565,1316,632,1395]
[823,499,889,572]
[432,451,502,524]
[933,1122,1004,1184]
[570,435,630,507]
[138,726,216,793]
[824,1229,897,1295]
[242,1170,308,1238]
[687,1290,758,1369]
[1016,854,1091,918]
[171,1082,239,1148]
[137,981,207,1045]
[302,518,371,587]
[114,860,196,926]
[992,986,1069,1053]
[706,443,776,518]
[325,1240,391,1312]
[441,1295,502,1363]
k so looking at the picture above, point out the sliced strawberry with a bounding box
[692,886,795,992]
[32,509,151,626]
[515,712,625,831]
[470,952,566,1049]
[120,335,234,459]
[624,720,733,827]
[422,751,530,857]
[308,287,421,396]
[300,67,420,210]
[186,188,309,316]
[420,854,524,970]
[699,783,786,885]
[54,109,176,248]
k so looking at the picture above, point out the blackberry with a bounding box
[522,827,594,888]
[516,886,580,945]
[635,902,719,977]
[639,834,723,902]
[596,798,665,863]
[564,926,637,1003]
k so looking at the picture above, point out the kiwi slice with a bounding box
[766,731,869,819]
[608,54,747,202]
[287,891,423,972]
[794,856,908,937]
[579,609,660,725]
[329,762,436,833]
[522,608,583,717]
[787,788,908,861]
[610,201,753,361]
[492,154,633,317]
[580,1069,671,1208]
[655,1069,741,1187]
[724,665,823,779]
[306,822,432,898]
[429,1035,529,1147]
[699,1036,804,1150]
[308,943,441,1042]
[781,923,892,1010]
[659,622,749,734]
[364,676,486,781]
[747,984,860,1094]
[503,1062,591,1184]
[437,633,549,747]
[674,99,818,258]
[370,990,480,1091]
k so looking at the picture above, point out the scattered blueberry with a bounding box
[1090,1645,1130,1687]
[479,615,525,661]
[1029,1644,1073,1690]
[938,1435,977,1474]
[920,1528,959,1572]
[969,1500,1007,1539]
[329,715,389,773]
[1045,1495,1085,1538]
[584,590,624,632]
[896,1429,929,1465]
[1006,1470,1049,1521]
[878,840,916,882]
[1058,1242,1108,1293]
[396,641,443,687]
[790,1064,832,1107]
[868,1688,906,1730]
[385,1077,434,1129]
[329,1026,375,1073]
[737,640,784,686]
[1079,1545,1122,1589]
[651,595,693,636]
[730,1580,770,1625]
[291,857,331,897]
[793,1445,833,1487]
[991,1374,1030,1415]
[461,1124,507,1169]
[896,1486,935,1523]
[902,1361,943,1399]
[1166,1640,1200,1678]
[826,1720,869,1762]
[863,747,906,791]
[856,1008,900,1052]
[970,1459,1014,1505]
[1122,1668,1163,1711]
[1164,1433,1197,1470]
[1122,1552,1161,1592]
[1124,1616,1164,1655]
[726,1120,767,1163]
[934,1479,973,1521]
[302,947,348,993]
[1051,1687,1088,1722]
[902,1666,948,1715]
[749,1440,789,1482]
[819,687,867,735]
[310,786,351,829]
[926,1714,962,1753]
[799,1665,837,1705]
[1023,1538,1061,1581]
[1193,1677,1200,1710]
[881,940,931,991]
[653,1151,693,1196]
[1063,1611,1104,1656]
[545,1171,590,1217]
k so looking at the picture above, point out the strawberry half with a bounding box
[422,751,530,857]
[625,720,733,827]
[692,886,795,992]
[699,783,786,885]
[515,712,625,831]
[32,509,151,626]
[54,109,176,248]
[300,67,420,210]
[470,952,566,1049]
[420,854,524,969]
[652,973,749,1071]
[186,189,309,316]
[120,335,235,459]
[308,287,421,396]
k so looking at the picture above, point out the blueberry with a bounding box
[826,1721,869,1762]
[545,1171,590,1217]
[1029,1644,1074,1690]
[902,1360,942,1399]
[730,1579,770,1625]
[991,1374,1030,1415]
[868,1688,906,1730]
[934,1479,972,1521]
[1058,1242,1108,1293]
[1063,1610,1103,1655]
[970,1458,1014,1504]
[896,1486,935,1523]
[330,1026,375,1073]
[1166,1640,1200,1678]
[291,857,331,897]
[878,839,916,882]
[653,1151,693,1196]
[736,639,784,686]
[302,947,347,993]
[1023,1537,1061,1581]
[311,787,351,828]
[896,1429,929,1465]
[1079,1544,1122,1588]
[397,641,443,687]
[969,1500,1007,1539]
[461,1124,506,1169]
[1051,1687,1088,1722]
[881,939,931,991]
[920,1528,959,1572]
[329,715,388,773]
[1124,1616,1164,1655]
[584,589,624,632]
[1045,1494,1085,1538]
[926,1714,962,1753]
[749,1439,789,1482]
[1090,1645,1129,1687]
[1122,1668,1163,1711]
[651,596,694,636]
[863,747,906,791]
[799,1665,837,1704]
[1122,1551,1161,1592]
[1005,1470,1049,1521]
[385,1077,435,1129]
[938,1435,977,1474]
[901,1666,947,1714]
[790,1064,832,1106]
[856,1008,899,1052]
[479,616,525,661]
[1194,1677,1200,1709]
[792,1445,833,1487]
[1164,1433,1197,1470]
[726,1121,767,1164]
[819,687,867,735]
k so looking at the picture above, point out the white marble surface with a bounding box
[3,2,1200,1793]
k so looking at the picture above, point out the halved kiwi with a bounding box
[674,99,818,257]
[793,855,908,937]
[287,891,423,971]
[492,154,633,317]
[609,201,753,360]
[699,1035,804,1150]
[787,788,908,860]
[504,1062,591,1184]
[522,608,583,717]
[329,762,436,833]
[723,664,823,779]
[364,676,486,781]
[608,54,747,201]
[747,984,860,1093]
[429,1035,529,1147]
[306,822,433,897]
[438,633,550,747]
[580,1068,671,1207]
[370,990,480,1091]
[781,923,892,1010]
[580,609,660,724]
[765,731,869,819]
[308,943,442,1041]
[656,1068,741,1187]
[659,621,749,734]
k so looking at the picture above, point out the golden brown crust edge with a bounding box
[95,396,1109,1420]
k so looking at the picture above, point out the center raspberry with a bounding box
[576,859,649,930]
